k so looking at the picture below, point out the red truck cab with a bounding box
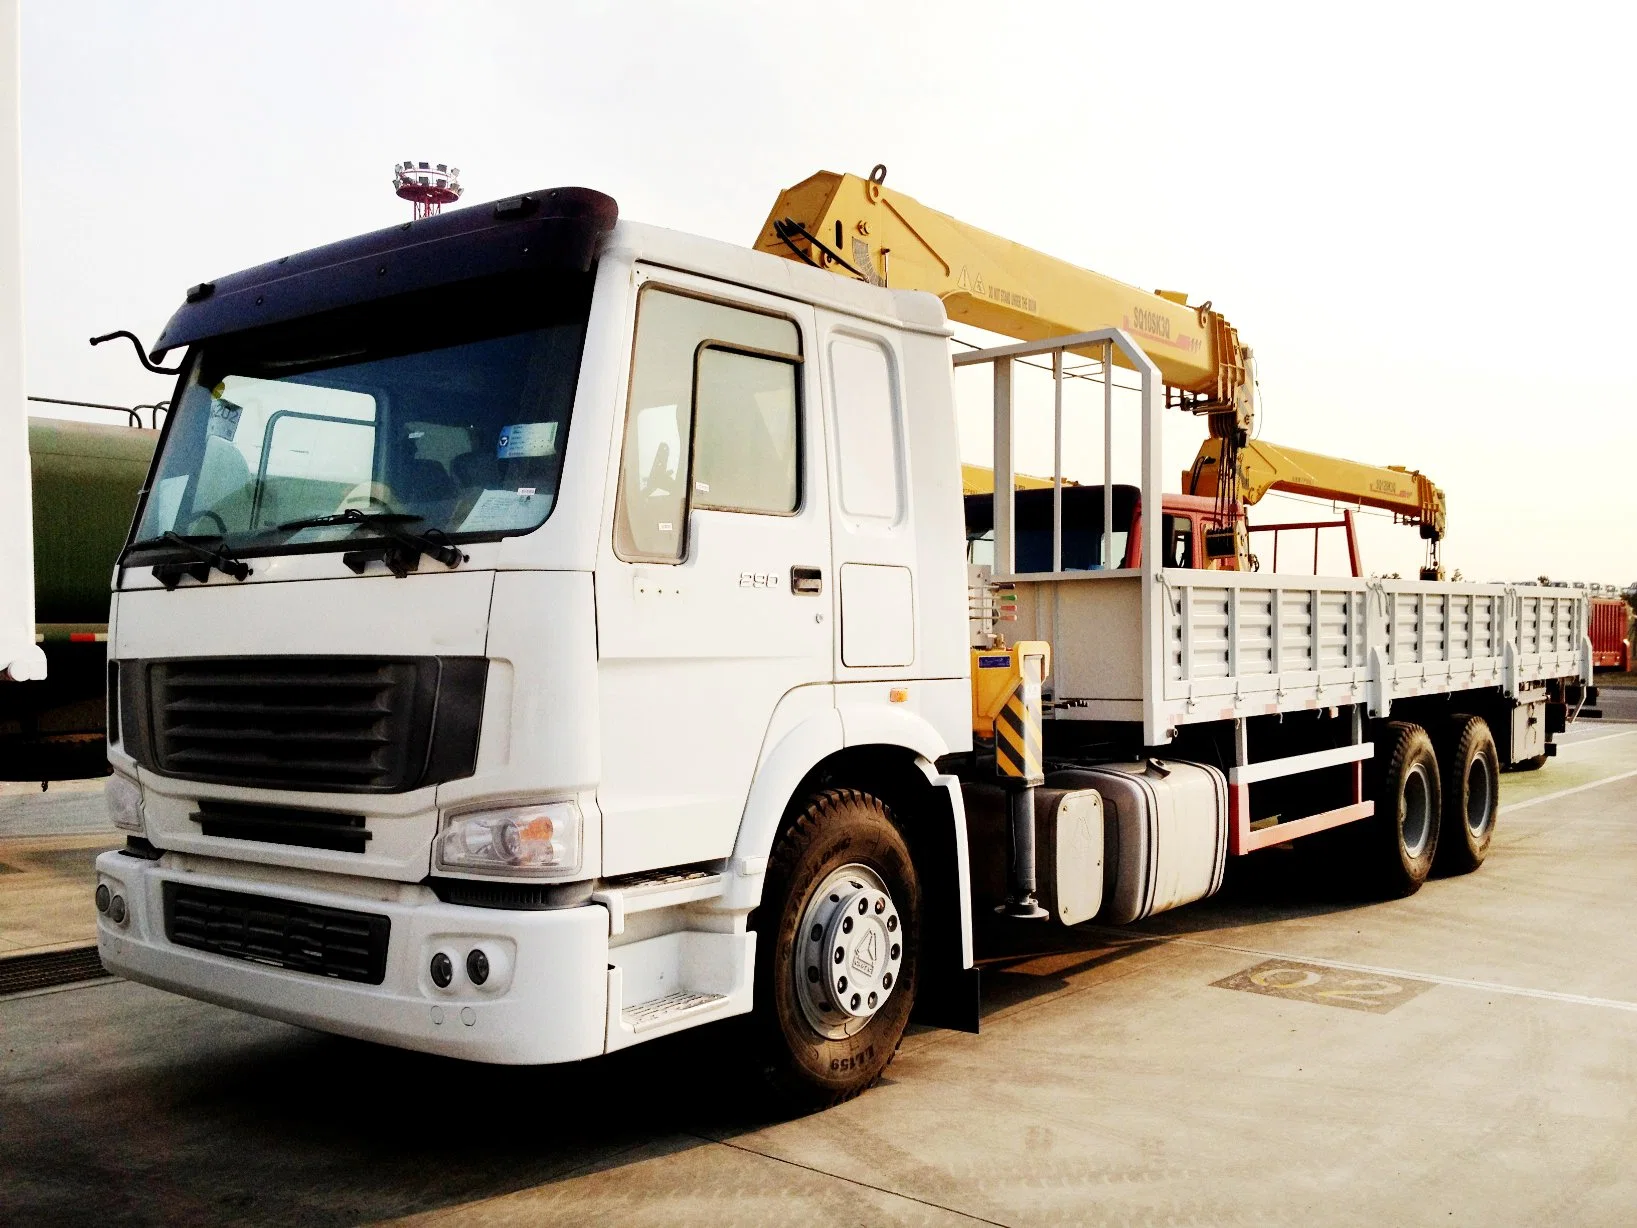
[965,484,1361,576]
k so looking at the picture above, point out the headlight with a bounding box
[106,773,145,834]
[437,801,582,877]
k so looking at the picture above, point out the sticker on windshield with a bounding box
[207,397,243,441]
[458,488,552,533]
[497,421,559,459]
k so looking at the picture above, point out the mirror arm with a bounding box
[90,330,183,377]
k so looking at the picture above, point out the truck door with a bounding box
[817,316,917,680]
[595,273,832,874]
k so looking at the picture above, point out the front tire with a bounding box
[1367,722,1442,897]
[1435,716,1500,875]
[751,789,920,1111]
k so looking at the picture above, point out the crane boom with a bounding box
[755,168,1253,431]
[1187,437,1447,576]
[757,167,1449,577]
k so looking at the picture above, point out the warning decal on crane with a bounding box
[995,686,1043,784]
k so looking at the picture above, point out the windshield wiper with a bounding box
[133,531,252,588]
[279,509,464,577]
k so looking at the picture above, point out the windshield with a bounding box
[130,272,592,558]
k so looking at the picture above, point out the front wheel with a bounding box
[751,789,920,1111]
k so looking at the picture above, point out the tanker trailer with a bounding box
[0,417,155,782]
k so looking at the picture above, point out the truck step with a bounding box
[621,990,727,1033]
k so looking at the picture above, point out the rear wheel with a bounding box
[1367,722,1441,897]
[1436,716,1500,875]
[750,789,920,1111]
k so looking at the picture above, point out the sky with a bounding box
[17,0,1634,584]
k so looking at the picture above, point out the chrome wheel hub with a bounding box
[1466,756,1494,838]
[794,864,903,1040]
[1402,762,1433,858]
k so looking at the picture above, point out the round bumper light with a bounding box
[95,884,110,914]
[108,894,127,925]
[429,951,454,989]
[466,949,490,986]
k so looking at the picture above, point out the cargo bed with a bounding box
[960,330,1592,746]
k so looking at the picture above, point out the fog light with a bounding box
[108,894,127,925]
[466,948,490,986]
[429,951,454,989]
[95,884,110,914]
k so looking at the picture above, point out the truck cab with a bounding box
[97,189,976,1097]
[964,484,1228,572]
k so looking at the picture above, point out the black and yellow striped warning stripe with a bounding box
[994,687,1042,783]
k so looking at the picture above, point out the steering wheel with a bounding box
[180,508,227,536]
[335,481,399,515]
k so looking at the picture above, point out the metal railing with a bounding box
[953,328,1167,744]
[27,396,168,430]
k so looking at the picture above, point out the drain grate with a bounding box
[0,945,112,997]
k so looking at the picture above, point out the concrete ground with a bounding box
[4,721,1637,1226]
[0,778,118,956]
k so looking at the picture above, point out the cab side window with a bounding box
[1163,513,1194,568]
[614,288,800,561]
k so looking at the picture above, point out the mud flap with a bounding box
[912,964,981,1034]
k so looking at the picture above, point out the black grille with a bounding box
[192,801,371,854]
[164,882,390,984]
[125,656,486,793]
[426,876,594,911]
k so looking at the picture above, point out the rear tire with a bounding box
[1435,716,1499,875]
[750,789,920,1111]
[1367,722,1441,897]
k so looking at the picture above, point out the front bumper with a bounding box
[94,851,609,1065]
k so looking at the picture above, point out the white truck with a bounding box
[95,177,1592,1107]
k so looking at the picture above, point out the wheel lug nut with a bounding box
[838,975,848,992]
[887,915,898,932]
[850,993,861,1009]
[875,898,885,913]
[857,899,868,915]
[890,943,900,960]
[842,916,853,933]
[834,947,844,963]
[883,972,893,989]
[868,992,878,1008]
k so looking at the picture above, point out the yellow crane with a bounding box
[757,166,1447,576]
[754,166,1254,438]
[1186,438,1448,579]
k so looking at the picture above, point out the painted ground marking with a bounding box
[1212,958,1434,1014]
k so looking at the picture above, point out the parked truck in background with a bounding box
[1589,593,1631,672]
[95,173,1592,1107]
[0,417,156,782]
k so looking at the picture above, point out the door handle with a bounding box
[791,565,823,596]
